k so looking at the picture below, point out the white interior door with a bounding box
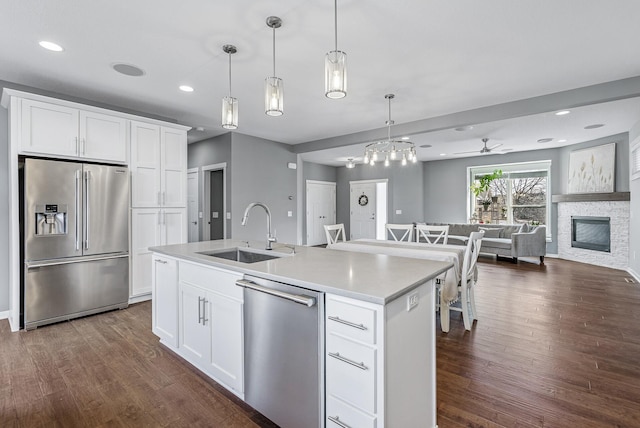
[306,181,336,246]
[350,182,377,240]
[187,169,199,242]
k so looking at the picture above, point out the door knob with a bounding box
[191,221,197,225]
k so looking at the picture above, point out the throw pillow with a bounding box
[479,227,502,239]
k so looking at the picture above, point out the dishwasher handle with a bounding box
[236,279,316,307]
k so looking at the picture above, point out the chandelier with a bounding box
[363,94,417,166]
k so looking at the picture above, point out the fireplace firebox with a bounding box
[571,216,610,252]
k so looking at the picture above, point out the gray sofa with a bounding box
[421,222,547,263]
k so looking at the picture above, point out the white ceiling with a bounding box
[3,1,640,164]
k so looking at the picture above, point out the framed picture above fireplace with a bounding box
[568,142,616,194]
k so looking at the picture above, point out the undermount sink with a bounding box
[197,247,285,264]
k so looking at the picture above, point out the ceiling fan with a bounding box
[454,138,503,155]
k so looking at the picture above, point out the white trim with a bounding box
[306,179,336,186]
[631,136,640,181]
[187,168,200,242]
[1,88,191,131]
[129,293,152,305]
[305,180,337,246]
[7,96,21,332]
[201,163,227,240]
[0,310,10,320]
[627,267,640,284]
[349,178,389,185]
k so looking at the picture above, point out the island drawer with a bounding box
[179,261,243,300]
[326,333,376,414]
[327,396,376,428]
[326,296,376,344]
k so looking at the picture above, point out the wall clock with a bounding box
[358,194,369,206]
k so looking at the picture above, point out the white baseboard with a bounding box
[627,267,640,283]
[0,310,10,320]
[129,293,152,304]
[545,253,559,258]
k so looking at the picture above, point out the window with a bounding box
[468,161,551,234]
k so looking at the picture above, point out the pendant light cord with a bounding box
[273,26,276,76]
[387,96,392,140]
[228,52,232,98]
[334,0,338,52]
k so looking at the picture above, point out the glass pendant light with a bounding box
[265,16,284,116]
[325,0,347,99]
[221,45,238,129]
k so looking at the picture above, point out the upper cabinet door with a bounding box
[131,121,162,207]
[20,99,79,157]
[161,127,187,207]
[79,111,127,163]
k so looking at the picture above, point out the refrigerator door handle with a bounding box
[84,170,90,250]
[75,170,81,251]
[26,253,129,269]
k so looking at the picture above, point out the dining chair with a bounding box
[415,224,449,244]
[324,224,346,244]
[385,223,414,242]
[439,230,483,332]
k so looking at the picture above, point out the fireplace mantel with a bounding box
[552,192,630,203]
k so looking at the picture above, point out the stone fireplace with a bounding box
[555,193,629,269]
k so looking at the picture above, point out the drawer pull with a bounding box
[328,352,368,371]
[328,415,352,428]
[328,316,367,331]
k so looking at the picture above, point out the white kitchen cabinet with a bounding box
[130,121,186,208]
[131,208,186,297]
[178,262,244,395]
[152,254,178,348]
[325,285,437,428]
[19,98,127,163]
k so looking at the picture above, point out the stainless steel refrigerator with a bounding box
[22,158,130,330]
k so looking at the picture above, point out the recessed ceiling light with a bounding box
[420,144,432,148]
[39,40,64,52]
[439,153,447,156]
[558,139,567,143]
[584,124,604,129]
[112,63,145,77]
[454,126,473,132]
[401,136,410,140]
[555,110,571,116]
[537,138,553,143]
[179,85,194,92]
[195,127,205,132]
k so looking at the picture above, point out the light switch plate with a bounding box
[407,292,419,311]
[396,209,402,215]
[226,212,231,220]
[287,211,293,217]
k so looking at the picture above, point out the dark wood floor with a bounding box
[1,257,639,427]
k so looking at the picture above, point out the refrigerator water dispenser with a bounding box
[35,204,67,235]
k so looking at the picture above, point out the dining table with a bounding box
[327,238,466,304]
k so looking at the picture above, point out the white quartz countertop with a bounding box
[150,239,452,305]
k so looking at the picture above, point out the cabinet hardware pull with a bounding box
[328,415,352,428]
[155,259,168,264]
[157,191,162,206]
[328,352,368,370]
[82,138,86,155]
[75,170,81,251]
[198,296,203,325]
[162,191,166,205]
[328,316,367,330]
[202,299,208,325]
[75,136,79,154]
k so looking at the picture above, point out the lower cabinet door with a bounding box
[179,282,210,367]
[208,291,244,393]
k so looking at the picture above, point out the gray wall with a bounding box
[423,147,562,253]
[421,133,629,255]
[336,162,424,238]
[0,107,8,311]
[187,133,232,239]
[629,122,640,279]
[230,133,297,244]
[301,161,337,244]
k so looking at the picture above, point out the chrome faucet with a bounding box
[241,202,276,250]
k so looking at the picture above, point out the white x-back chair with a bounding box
[385,223,414,242]
[440,230,484,332]
[415,224,449,245]
[324,224,346,244]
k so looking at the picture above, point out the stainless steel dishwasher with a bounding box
[236,275,324,428]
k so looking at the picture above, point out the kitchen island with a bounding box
[150,239,451,428]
